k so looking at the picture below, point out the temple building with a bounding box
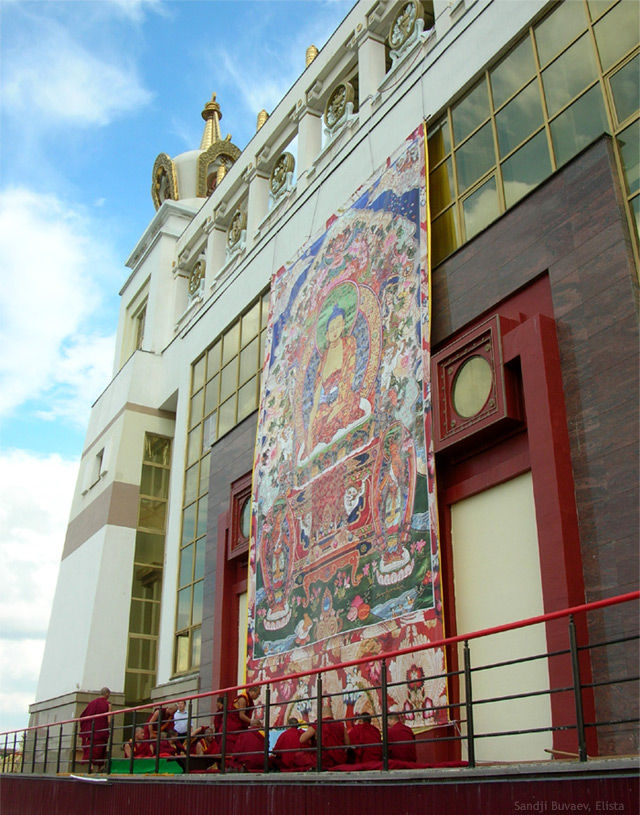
[29,0,638,771]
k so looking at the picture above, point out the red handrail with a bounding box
[6,589,638,738]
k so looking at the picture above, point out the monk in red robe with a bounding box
[387,710,417,762]
[79,687,111,770]
[228,719,267,772]
[347,713,382,763]
[273,718,314,771]
[299,699,349,769]
[123,726,154,759]
[224,686,260,758]
[194,727,220,757]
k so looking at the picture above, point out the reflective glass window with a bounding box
[496,80,545,157]
[431,206,460,266]
[220,358,238,402]
[189,390,203,428]
[194,539,206,581]
[192,356,205,392]
[202,412,215,454]
[218,397,236,437]
[238,377,258,421]
[192,581,204,626]
[428,117,451,165]
[594,0,640,71]
[239,337,259,384]
[501,131,552,207]
[207,341,221,375]
[542,34,599,117]
[190,627,202,667]
[181,503,196,544]
[222,322,240,365]
[455,122,495,191]
[183,464,198,505]
[179,544,193,587]
[617,119,640,194]
[587,0,617,20]
[140,464,169,498]
[176,588,192,631]
[535,0,587,66]
[490,36,536,109]
[462,176,499,240]
[196,496,208,538]
[134,532,164,564]
[241,302,260,343]
[550,85,609,166]
[429,158,456,214]
[186,426,201,466]
[199,453,210,496]
[138,498,166,532]
[630,195,640,239]
[609,54,640,125]
[261,292,270,329]
[204,375,219,416]
[452,79,490,144]
[174,633,189,674]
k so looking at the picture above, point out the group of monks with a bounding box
[81,685,419,773]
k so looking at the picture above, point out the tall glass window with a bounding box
[427,0,639,266]
[124,434,172,705]
[174,289,270,675]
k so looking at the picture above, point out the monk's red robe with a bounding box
[347,722,382,763]
[126,739,153,758]
[79,697,110,762]
[273,726,314,771]
[311,717,347,768]
[388,721,417,762]
[224,692,253,756]
[229,728,265,771]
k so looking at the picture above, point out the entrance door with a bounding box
[451,471,552,761]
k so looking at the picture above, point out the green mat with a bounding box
[109,757,183,774]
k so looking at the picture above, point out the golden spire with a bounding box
[306,45,319,66]
[256,109,269,131]
[200,93,223,150]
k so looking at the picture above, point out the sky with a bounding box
[0,0,353,735]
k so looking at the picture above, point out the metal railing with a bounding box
[3,591,637,776]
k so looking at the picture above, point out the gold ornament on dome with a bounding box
[305,44,319,66]
[388,0,423,50]
[256,109,269,131]
[188,259,206,296]
[197,141,241,198]
[227,209,247,248]
[270,152,295,196]
[324,81,355,129]
[151,153,178,210]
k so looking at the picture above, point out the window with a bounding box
[124,434,172,705]
[173,289,270,675]
[427,0,639,265]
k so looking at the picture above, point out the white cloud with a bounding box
[105,0,165,22]
[0,450,78,733]
[0,187,116,424]
[2,21,152,127]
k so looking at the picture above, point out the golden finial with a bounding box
[200,93,223,150]
[216,164,227,185]
[306,45,319,66]
[256,109,269,131]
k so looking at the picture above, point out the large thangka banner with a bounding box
[247,126,447,728]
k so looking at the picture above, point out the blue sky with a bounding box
[0,0,352,735]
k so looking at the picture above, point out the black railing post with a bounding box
[43,726,49,773]
[185,700,192,774]
[380,658,389,771]
[220,695,228,774]
[30,729,37,773]
[71,722,77,773]
[11,732,17,773]
[20,730,26,773]
[56,724,63,774]
[106,714,115,774]
[154,709,162,773]
[263,684,271,773]
[2,733,7,773]
[128,711,136,774]
[88,718,95,774]
[569,614,588,761]
[463,640,476,768]
[315,674,323,772]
